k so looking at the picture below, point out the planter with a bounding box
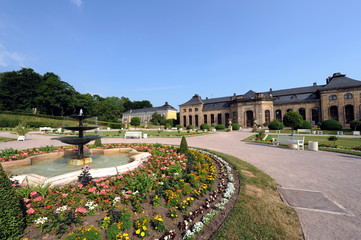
[309,141,318,151]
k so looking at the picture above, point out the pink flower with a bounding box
[78,184,83,188]
[34,196,43,202]
[23,198,30,203]
[99,189,107,195]
[26,204,31,208]
[62,194,68,197]
[75,208,87,213]
[26,208,35,214]
[125,190,132,194]
[125,195,130,199]
[30,191,37,197]
[103,185,109,189]
[88,187,97,193]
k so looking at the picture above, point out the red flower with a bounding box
[26,208,35,214]
[75,208,87,213]
[34,196,43,202]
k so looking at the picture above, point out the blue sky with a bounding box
[1,0,361,108]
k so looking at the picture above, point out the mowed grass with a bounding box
[211,151,303,240]
[85,130,212,138]
[0,137,14,142]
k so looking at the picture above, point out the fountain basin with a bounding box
[5,148,151,187]
[52,135,102,145]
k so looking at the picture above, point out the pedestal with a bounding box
[68,157,92,166]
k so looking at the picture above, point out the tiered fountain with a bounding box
[54,109,102,165]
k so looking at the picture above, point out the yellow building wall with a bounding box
[165,111,177,119]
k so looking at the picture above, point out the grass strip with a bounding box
[0,137,15,142]
[209,151,303,240]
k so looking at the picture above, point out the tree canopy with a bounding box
[0,68,153,122]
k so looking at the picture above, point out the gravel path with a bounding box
[1,130,360,240]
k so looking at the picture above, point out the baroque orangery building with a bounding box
[179,73,361,128]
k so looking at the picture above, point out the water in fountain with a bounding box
[53,109,102,165]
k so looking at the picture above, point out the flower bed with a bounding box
[13,144,238,239]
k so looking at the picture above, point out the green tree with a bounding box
[150,113,166,125]
[0,164,25,239]
[283,111,303,135]
[130,117,141,128]
[328,136,338,146]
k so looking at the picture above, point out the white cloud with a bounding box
[70,0,83,7]
[0,43,25,67]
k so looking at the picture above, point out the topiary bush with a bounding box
[296,120,312,129]
[200,124,210,131]
[215,124,225,130]
[186,125,194,130]
[268,120,284,130]
[350,120,361,131]
[178,136,188,154]
[320,120,342,130]
[231,123,241,130]
[0,163,25,239]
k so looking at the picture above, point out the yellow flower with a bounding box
[136,229,141,234]
[142,225,147,230]
[141,231,145,237]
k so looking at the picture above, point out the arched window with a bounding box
[217,113,222,124]
[225,113,230,125]
[195,108,198,112]
[330,106,338,121]
[189,108,193,112]
[329,95,337,100]
[344,93,353,99]
[195,115,199,127]
[287,109,293,112]
[232,111,237,123]
[211,114,215,124]
[265,110,270,123]
[183,116,187,127]
[299,108,306,120]
[345,105,354,123]
[275,110,282,122]
[189,116,193,126]
[204,114,208,124]
[312,108,319,124]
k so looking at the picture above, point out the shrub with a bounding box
[328,136,338,146]
[93,138,103,148]
[0,163,25,239]
[268,120,284,130]
[296,120,312,129]
[283,111,303,131]
[179,136,188,154]
[13,123,31,136]
[215,124,225,130]
[175,124,182,130]
[186,125,194,130]
[320,120,342,130]
[200,124,210,131]
[350,120,361,131]
[231,123,241,130]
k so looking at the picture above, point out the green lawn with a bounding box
[91,130,212,138]
[211,151,303,240]
[0,137,14,142]
[266,129,353,135]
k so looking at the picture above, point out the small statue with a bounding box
[79,109,83,116]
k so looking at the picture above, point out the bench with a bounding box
[124,131,142,139]
[17,136,26,141]
[297,129,311,134]
[353,131,360,136]
[39,127,53,133]
[272,135,304,150]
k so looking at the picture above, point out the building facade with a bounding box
[179,73,361,128]
[122,102,177,124]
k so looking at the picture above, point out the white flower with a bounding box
[35,217,48,225]
[85,200,98,210]
[56,205,67,213]
[192,221,204,234]
[183,230,195,240]
[113,197,121,205]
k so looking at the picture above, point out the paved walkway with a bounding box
[1,130,361,240]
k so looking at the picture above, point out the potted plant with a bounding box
[13,123,30,141]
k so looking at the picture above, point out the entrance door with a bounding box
[246,111,254,127]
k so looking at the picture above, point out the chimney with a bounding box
[313,82,317,87]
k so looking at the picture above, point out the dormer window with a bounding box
[329,95,337,100]
[344,93,353,99]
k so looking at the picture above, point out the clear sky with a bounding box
[1,0,361,109]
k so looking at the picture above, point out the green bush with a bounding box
[296,120,312,129]
[268,120,284,130]
[231,123,241,130]
[283,111,303,131]
[93,138,103,148]
[215,124,225,130]
[320,120,342,130]
[186,125,194,130]
[175,124,182,129]
[350,120,361,131]
[0,164,25,239]
[200,124,211,131]
[179,136,188,154]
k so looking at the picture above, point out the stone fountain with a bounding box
[54,110,102,165]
